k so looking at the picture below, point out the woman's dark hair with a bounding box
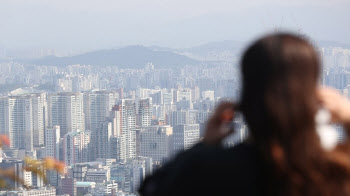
[240,33,350,196]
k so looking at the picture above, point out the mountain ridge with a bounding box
[11,39,350,67]
[24,45,200,68]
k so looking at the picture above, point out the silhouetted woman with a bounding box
[139,33,350,196]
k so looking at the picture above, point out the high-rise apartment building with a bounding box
[110,135,126,163]
[131,159,146,193]
[118,99,137,159]
[136,98,152,127]
[0,95,36,151]
[45,126,61,187]
[63,130,91,166]
[191,86,200,102]
[48,92,85,138]
[83,90,116,132]
[45,126,61,159]
[83,91,116,160]
[110,107,122,136]
[31,93,46,147]
[96,121,112,159]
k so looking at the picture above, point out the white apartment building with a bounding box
[136,98,153,127]
[31,93,46,147]
[119,99,137,159]
[173,89,191,103]
[201,90,215,101]
[110,107,122,136]
[48,92,85,138]
[45,126,60,158]
[0,95,35,151]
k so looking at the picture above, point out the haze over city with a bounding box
[0,1,350,196]
[0,0,349,54]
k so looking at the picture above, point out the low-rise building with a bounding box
[5,186,56,196]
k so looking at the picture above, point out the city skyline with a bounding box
[0,43,349,195]
[0,1,349,195]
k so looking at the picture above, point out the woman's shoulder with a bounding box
[139,142,263,196]
[196,142,261,174]
[193,142,259,162]
[168,142,259,168]
[224,142,260,161]
[192,142,263,195]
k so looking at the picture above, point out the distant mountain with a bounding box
[182,40,245,53]
[178,40,246,62]
[148,45,175,52]
[14,39,350,68]
[24,45,200,68]
[178,40,350,63]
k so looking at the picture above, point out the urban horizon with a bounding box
[0,0,349,196]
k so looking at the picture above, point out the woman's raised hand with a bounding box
[203,101,236,145]
[318,87,350,127]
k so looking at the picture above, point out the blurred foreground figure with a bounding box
[139,33,350,196]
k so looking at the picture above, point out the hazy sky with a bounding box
[0,0,349,51]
